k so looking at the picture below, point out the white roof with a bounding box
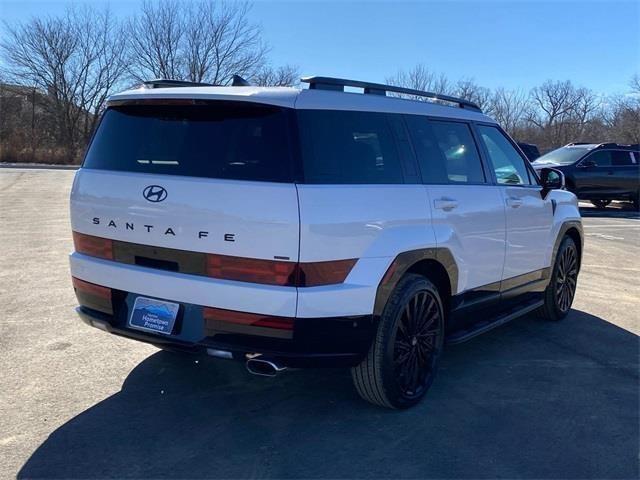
[109,85,497,123]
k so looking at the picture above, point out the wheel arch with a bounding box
[373,248,457,319]
[553,221,584,271]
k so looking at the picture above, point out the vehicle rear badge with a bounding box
[143,185,168,203]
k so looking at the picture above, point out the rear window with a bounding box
[83,102,293,183]
[297,110,404,184]
[405,116,485,184]
[612,150,638,166]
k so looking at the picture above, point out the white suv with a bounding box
[70,76,582,409]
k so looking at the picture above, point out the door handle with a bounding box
[434,198,459,211]
[506,197,523,208]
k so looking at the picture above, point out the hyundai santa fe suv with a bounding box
[70,76,583,409]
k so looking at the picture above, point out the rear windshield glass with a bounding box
[83,102,293,182]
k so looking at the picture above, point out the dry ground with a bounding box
[1,168,638,479]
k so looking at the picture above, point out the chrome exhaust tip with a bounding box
[246,358,286,377]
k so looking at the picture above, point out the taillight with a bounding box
[206,254,297,286]
[73,231,113,260]
[205,255,356,287]
[203,307,294,331]
[72,277,113,314]
[298,259,357,287]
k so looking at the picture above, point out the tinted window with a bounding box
[478,125,533,185]
[84,103,293,182]
[406,117,485,184]
[612,150,636,166]
[586,150,612,167]
[297,110,403,184]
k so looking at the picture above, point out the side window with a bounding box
[612,150,634,166]
[405,116,485,184]
[586,150,612,167]
[477,125,533,185]
[297,110,404,184]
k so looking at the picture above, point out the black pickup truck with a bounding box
[533,143,640,209]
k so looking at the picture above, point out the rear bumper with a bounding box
[76,305,375,368]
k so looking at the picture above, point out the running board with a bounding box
[445,300,543,345]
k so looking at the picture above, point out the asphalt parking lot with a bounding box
[1,168,638,479]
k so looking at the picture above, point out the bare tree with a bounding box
[251,64,300,87]
[630,74,640,94]
[526,80,596,148]
[488,88,529,135]
[127,0,184,80]
[128,0,268,85]
[0,6,128,160]
[604,76,640,144]
[528,80,581,130]
[385,64,453,101]
[454,78,492,112]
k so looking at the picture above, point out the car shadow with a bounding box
[19,310,639,479]
[579,201,639,220]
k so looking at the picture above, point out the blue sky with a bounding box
[1,0,638,94]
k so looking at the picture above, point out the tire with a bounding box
[538,236,579,321]
[351,274,445,409]
[632,194,639,211]
[591,199,611,209]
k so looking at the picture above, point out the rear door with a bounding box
[475,124,553,284]
[575,150,614,197]
[405,116,506,295]
[72,101,300,267]
[610,150,640,196]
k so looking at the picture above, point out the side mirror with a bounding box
[579,159,596,168]
[540,167,565,191]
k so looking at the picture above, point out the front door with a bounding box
[574,150,615,198]
[475,125,554,285]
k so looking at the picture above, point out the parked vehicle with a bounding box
[533,143,640,209]
[517,142,541,162]
[70,76,582,409]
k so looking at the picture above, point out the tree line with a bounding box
[387,65,639,154]
[0,1,638,165]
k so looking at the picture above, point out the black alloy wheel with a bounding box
[393,290,442,399]
[554,241,578,314]
[351,274,444,409]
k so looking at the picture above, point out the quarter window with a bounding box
[297,110,404,184]
[477,125,533,185]
[612,150,635,166]
[405,117,485,184]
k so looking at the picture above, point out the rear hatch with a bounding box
[71,101,300,274]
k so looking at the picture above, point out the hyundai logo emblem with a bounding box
[143,185,168,203]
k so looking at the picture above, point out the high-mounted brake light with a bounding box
[73,232,113,260]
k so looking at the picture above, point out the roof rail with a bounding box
[143,79,216,89]
[301,76,482,112]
